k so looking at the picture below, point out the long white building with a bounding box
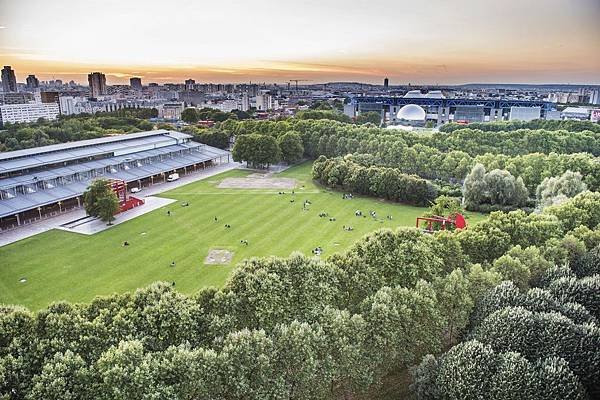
[0,103,60,125]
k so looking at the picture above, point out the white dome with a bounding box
[403,90,423,98]
[425,90,445,99]
[397,104,426,121]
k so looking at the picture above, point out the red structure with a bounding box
[416,213,467,233]
[108,179,145,213]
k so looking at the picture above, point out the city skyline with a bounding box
[1,0,599,85]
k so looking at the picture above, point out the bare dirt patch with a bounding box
[204,249,234,265]
[218,176,297,189]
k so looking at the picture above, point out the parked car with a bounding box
[130,187,142,193]
[167,173,180,182]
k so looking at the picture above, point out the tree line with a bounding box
[0,114,154,152]
[312,156,438,206]
[440,119,600,134]
[1,192,599,399]
[218,119,600,192]
[231,132,305,168]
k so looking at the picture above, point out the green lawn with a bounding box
[0,162,485,310]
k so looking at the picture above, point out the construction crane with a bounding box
[289,79,311,91]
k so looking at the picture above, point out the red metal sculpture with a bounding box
[416,213,467,233]
[108,179,145,213]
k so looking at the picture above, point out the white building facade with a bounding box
[509,106,541,121]
[0,103,60,125]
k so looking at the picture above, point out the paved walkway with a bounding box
[0,161,241,247]
[56,196,176,235]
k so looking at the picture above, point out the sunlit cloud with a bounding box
[1,0,599,84]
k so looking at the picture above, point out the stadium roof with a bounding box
[0,142,204,189]
[0,144,229,218]
[0,130,193,174]
[0,130,190,161]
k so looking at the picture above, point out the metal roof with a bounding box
[0,129,190,161]
[0,130,194,174]
[0,144,230,218]
[0,142,204,190]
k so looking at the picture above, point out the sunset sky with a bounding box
[1,0,599,85]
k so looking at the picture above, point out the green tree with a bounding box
[181,108,200,124]
[471,306,600,395]
[272,321,331,400]
[217,329,285,400]
[196,130,229,149]
[232,134,281,169]
[278,131,305,164]
[491,254,531,290]
[435,269,473,345]
[83,179,120,224]
[463,163,488,207]
[28,351,93,400]
[355,112,381,125]
[96,195,119,225]
[536,170,588,208]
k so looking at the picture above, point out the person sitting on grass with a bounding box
[123,241,130,246]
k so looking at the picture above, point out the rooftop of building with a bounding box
[0,141,229,218]
[0,130,192,174]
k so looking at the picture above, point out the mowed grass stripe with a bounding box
[0,162,486,310]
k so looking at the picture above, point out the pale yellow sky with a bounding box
[1,0,599,84]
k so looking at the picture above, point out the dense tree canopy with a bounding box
[277,131,304,164]
[0,114,155,152]
[232,134,281,168]
[2,192,599,399]
[313,156,438,206]
[217,119,600,193]
[2,116,599,398]
[463,163,529,211]
[536,170,588,208]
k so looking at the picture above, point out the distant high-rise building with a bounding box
[40,91,60,104]
[1,66,17,93]
[255,91,273,111]
[87,72,107,98]
[384,77,389,88]
[241,93,250,112]
[130,77,142,91]
[185,79,196,90]
[0,92,33,105]
[26,75,39,90]
[590,89,600,105]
